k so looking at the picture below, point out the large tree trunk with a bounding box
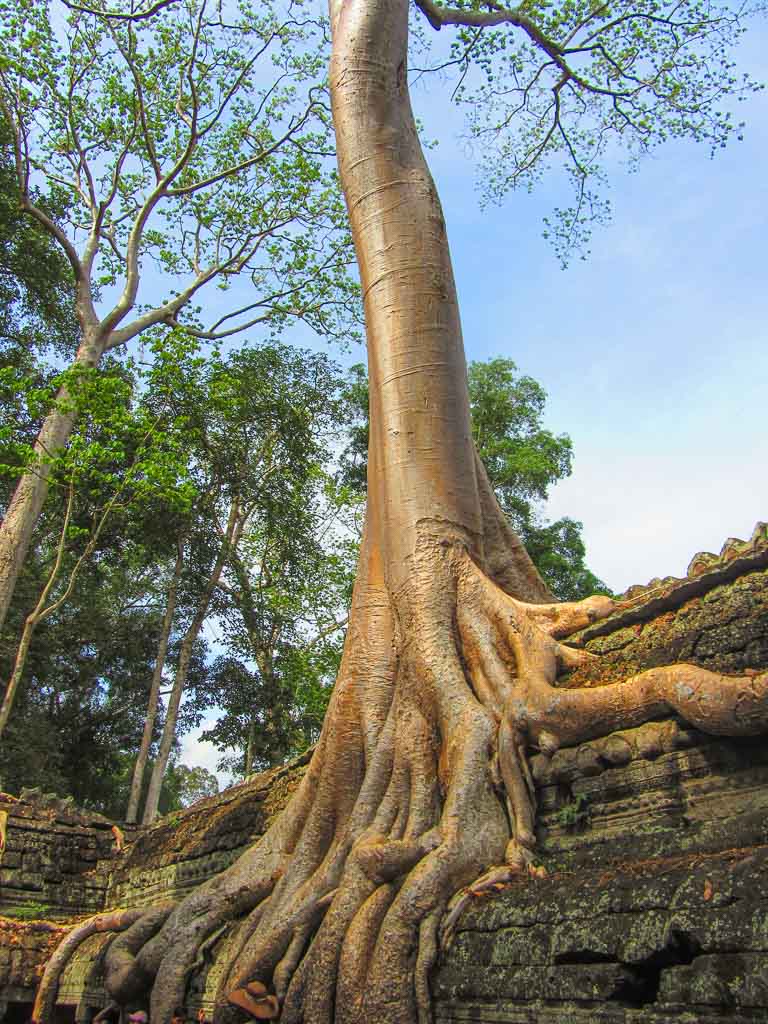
[331,0,549,599]
[36,3,768,1022]
[126,540,185,824]
[0,336,104,635]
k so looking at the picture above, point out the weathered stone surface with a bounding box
[435,846,768,1022]
[565,567,768,687]
[107,754,308,908]
[0,917,70,1004]
[0,792,120,920]
[429,543,768,1023]
[1,536,767,1022]
[572,521,768,647]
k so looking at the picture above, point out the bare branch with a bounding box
[0,76,84,281]
[303,616,349,652]
[166,106,315,198]
[64,40,100,218]
[103,263,220,349]
[196,29,280,141]
[60,0,181,21]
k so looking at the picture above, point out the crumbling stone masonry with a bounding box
[1,525,767,1023]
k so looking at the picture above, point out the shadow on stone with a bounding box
[610,928,702,1007]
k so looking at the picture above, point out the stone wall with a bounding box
[1,526,766,1022]
[106,753,308,909]
[434,844,768,1023]
[0,918,68,1018]
[435,723,768,1023]
[0,791,122,919]
[433,523,768,1023]
[0,762,308,1016]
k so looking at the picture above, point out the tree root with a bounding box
[34,908,150,1022]
[451,551,768,905]
[38,537,768,1024]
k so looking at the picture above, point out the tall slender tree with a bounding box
[129,339,347,824]
[0,361,196,812]
[36,1,768,1023]
[0,0,356,632]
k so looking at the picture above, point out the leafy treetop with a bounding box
[0,0,358,351]
[410,0,760,260]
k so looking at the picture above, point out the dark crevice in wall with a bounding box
[610,928,702,1006]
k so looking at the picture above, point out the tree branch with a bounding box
[166,107,315,198]
[413,0,644,100]
[0,79,85,282]
[103,263,220,350]
[60,0,181,21]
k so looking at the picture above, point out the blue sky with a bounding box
[408,16,768,594]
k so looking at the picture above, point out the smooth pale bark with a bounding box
[330,0,550,603]
[0,335,105,635]
[126,540,185,824]
[142,504,242,824]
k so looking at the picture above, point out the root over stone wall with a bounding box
[1,528,767,1023]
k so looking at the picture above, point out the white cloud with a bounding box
[547,451,768,593]
[179,713,234,790]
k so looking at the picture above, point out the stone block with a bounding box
[658,953,768,1008]
[14,871,44,891]
[435,962,640,1004]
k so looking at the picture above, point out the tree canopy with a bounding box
[411,0,759,261]
[0,0,360,637]
[0,0,355,345]
[0,117,78,356]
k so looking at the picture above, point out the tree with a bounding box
[130,339,348,824]
[201,482,357,777]
[0,354,204,811]
[0,359,193,740]
[165,762,219,808]
[0,0,356,633]
[339,357,610,598]
[124,537,185,823]
[467,358,610,598]
[39,1,768,1023]
[0,117,78,356]
[0,547,182,817]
